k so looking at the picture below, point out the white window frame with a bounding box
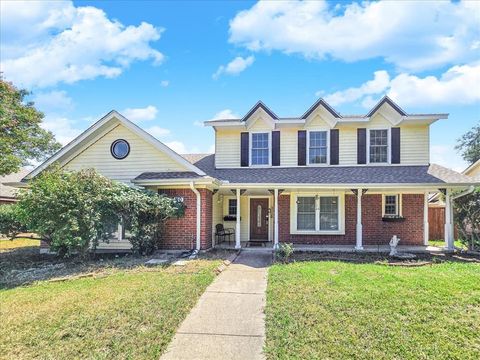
[249,131,271,167]
[228,199,237,216]
[307,129,330,166]
[382,194,402,217]
[367,128,390,164]
[291,193,345,235]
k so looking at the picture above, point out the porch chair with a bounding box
[215,224,235,246]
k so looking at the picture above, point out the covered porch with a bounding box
[211,185,463,252]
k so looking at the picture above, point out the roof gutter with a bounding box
[189,182,201,251]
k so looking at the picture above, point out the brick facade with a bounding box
[278,193,424,246]
[159,188,213,250]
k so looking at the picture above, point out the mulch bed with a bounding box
[287,251,480,266]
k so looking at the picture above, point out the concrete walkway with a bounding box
[161,251,271,360]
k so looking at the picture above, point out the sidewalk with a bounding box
[161,251,271,360]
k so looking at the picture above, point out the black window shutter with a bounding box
[357,128,367,164]
[391,127,400,164]
[330,129,339,165]
[298,130,306,166]
[240,132,249,167]
[272,131,280,166]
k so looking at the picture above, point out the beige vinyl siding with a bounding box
[304,114,331,129]
[96,240,132,250]
[338,127,357,165]
[64,124,188,183]
[401,126,429,165]
[215,129,241,168]
[220,195,249,242]
[248,119,273,131]
[281,128,298,166]
[212,193,224,245]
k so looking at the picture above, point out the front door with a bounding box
[250,198,269,241]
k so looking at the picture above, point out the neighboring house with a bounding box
[463,159,480,180]
[19,96,478,252]
[428,158,480,240]
[0,169,30,204]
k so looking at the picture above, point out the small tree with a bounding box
[17,167,185,257]
[455,124,480,165]
[0,79,61,176]
[18,167,120,257]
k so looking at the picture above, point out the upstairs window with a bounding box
[369,129,388,163]
[308,131,328,164]
[251,132,270,165]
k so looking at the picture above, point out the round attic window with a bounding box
[111,139,130,159]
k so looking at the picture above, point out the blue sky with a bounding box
[1,0,479,170]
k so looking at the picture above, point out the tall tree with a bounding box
[0,79,61,176]
[455,124,480,164]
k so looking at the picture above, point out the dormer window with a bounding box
[250,132,270,166]
[308,131,328,164]
[369,129,389,163]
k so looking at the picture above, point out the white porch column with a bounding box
[235,189,241,249]
[423,191,429,246]
[274,189,279,249]
[444,189,454,250]
[355,189,363,250]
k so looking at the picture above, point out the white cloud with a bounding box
[165,141,189,154]
[213,56,254,79]
[122,105,158,122]
[431,144,468,172]
[229,0,480,71]
[1,1,164,88]
[323,71,390,106]
[321,63,480,108]
[40,116,82,145]
[33,90,73,113]
[146,125,170,138]
[160,80,169,87]
[195,109,240,126]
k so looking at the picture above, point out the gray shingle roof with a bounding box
[0,168,30,199]
[134,154,477,186]
[189,155,475,185]
[134,171,202,180]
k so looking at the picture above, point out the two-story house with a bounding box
[21,96,477,253]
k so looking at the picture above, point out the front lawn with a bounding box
[266,260,480,359]
[0,259,221,359]
[0,237,40,251]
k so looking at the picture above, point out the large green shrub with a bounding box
[17,168,184,257]
[0,203,27,238]
[454,187,480,251]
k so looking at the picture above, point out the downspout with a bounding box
[189,182,201,251]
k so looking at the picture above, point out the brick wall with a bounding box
[159,188,213,250]
[278,193,424,246]
[362,194,424,245]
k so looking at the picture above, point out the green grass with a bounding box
[429,239,466,249]
[0,238,40,251]
[266,261,480,359]
[0,260,221,359]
